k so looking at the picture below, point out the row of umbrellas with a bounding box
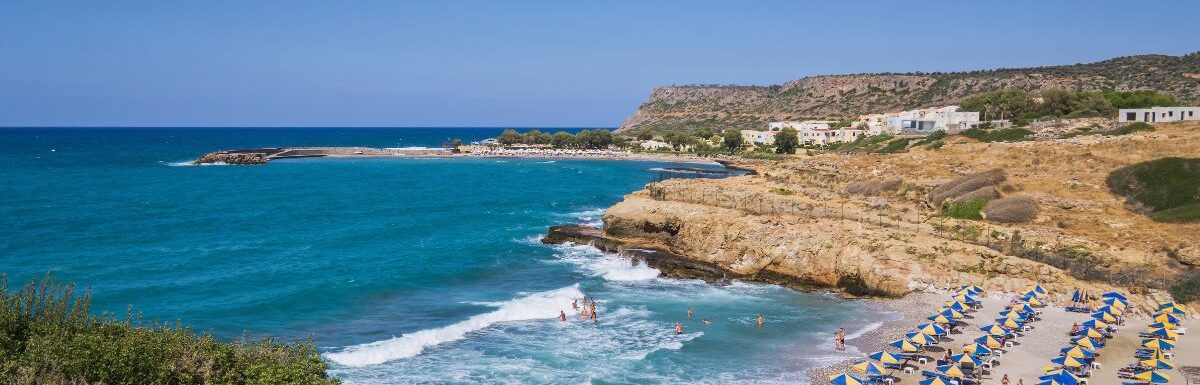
[830,285,987,385]
[1119,299,1188,384]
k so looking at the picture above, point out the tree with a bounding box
[636,131,654,141]
[450,138,463,150]
[522,129,543,145]
[1075,91,1115,116]
[1040,87,1076,117]
[775,127,799,154]
[551,131,574,148]
[961,88,1033,121]
[498,129,522,145]
[722,129,744,154]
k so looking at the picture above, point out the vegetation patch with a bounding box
[845,178,903,196]
[929,169,1007,206]
[1169,272,1200,304]
[942,198,987,220]
[1106,157,1200,223]
[960,127,1033,143]
[0,275,340,385]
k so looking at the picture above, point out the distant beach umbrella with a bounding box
[1142,338,1175,350]
[1102,297,1126,309]
[1029,284,1047,295]
[1080,328,1104,339]
[919,377,953,385]
[936,364,966,378]
[999,317,1022,329]
[851,361,887,377]
[1071,289,1086,303]
[917,323,949,336]
[1080,319,1108,329]
[1039,370,1081,385]
[868,351,901,364]
[1050,355,1085,368]
[960,285,983,295]
[1153,312,1182,325]
[889,338,920,352]
[961,343,991,355]
[1096,305,1122,315]
[1145,327,1179,339]
[945,301,969,312]
[1101,291,1127,302]
[930,314,954,325]
[829,373,866,385]
[1158,304,1186,315]
[937,308,964,319]
[1061,345,1095,359]
[1139,357,1175,370]
[1157,302,1185,312]
[974,335,1003,348]
[1134,370,1170,384]
[907,331,936,345]
[1090,311,1116,322]
[949,353,983,367]
[980,324,1009,336]
[1072,337,1099,350]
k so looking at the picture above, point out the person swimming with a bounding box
[572,299,578,310]
[675,322,683,334]
[702,318,711,327]
[757,314,764,327]
[559,310,567,321]
[687,307,692,318]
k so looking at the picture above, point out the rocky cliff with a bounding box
[557,121,1200,311]
[619,52,1200,132]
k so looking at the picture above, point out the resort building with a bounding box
[639,140,671,150]
[767,120,835,132]
[740,130,776,145]
[1118,107,1200,123]
[881,106,980,135]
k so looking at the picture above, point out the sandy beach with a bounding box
[808,290,1199,385]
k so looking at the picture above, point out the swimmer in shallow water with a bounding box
[687,307,692,318]
[559,311,567,321]
[757,314,764,327]
[675,322,683,334]
[702,318,711,327]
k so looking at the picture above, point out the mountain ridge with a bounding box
[619,52,1200,132]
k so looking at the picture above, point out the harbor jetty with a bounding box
[192,147,452,165]
[192,146,726,165]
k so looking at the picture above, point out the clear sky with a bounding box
[2,1,1198,127]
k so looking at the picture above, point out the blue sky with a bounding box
[2,1,1198,127]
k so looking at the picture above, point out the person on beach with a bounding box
[687,307,692,318]
[560,310,567,321]
[1001,374,1010,385]
[591,311,597,324]
[1070,322,1079,335]
[675,322,683,334]
[756,314,764,327]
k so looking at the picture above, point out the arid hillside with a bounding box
[598,121,1200,310]
[619,53,1200,132]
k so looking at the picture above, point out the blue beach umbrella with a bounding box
[917,323,949,336]
[829,373,866,385]
[980,324,1009,336]
[1134,370,1170,384]
[920,377,953,385]
[1080,319,1108,329]
[1101,291,1127,301]
[1142,338,1175,350]
[1071,289,1085,303]
[950,353,983,367]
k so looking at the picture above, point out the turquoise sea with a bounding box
[0,128,891,384]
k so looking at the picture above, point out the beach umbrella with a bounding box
[930,314,954,325]
[1101,291,1126,301]
[936,364,966,378]
[907,331,935,345]
[1154,312,1182,325]
[917,323,948,336]
[1091,311,1116,322]
[1148,322,1178,329]
[961,285,983,294]
[937,308,964,319]
[1159,304,1186,315]
[1080,319,1108,329]
[1143,338,1175,350]
[1134,370,1170,384]
[1159,302,1187,312]
[1039,371,1082,385]
[919,377,953,385]
[889,338,921,352]
[1145,327,1179,339]
[829,373,866,385]
[961,343,992,355]
[1102,297,1126,308]
[1080,328,1105,339]
[949,353,983,367]
[945,301,969,312]
[869,351,901,364]
[1021,292,1038,301]
[1050,355,1085,368]
[1017,303,1036,314]
[1000,317,1022,329]
[1071,289,1085,303]
[954,293,980,304]
[1061,346,1095,359]
[981,324,1009,336]
[1096,305,1123,315]
[851,361,887,377]
[1139,357,1175,370]
[1003,310,1027,320]
[1072,337,1099,350]
[974,335,1003,348]
[1028,296,1044,306]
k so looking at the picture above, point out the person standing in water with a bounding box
[687,307,692,318]
[702,318,711,327]
[757,314,764,327]
[675,322,683,334]
[559,311,567,321]
[572,299,578,310]
[836,327,846,351]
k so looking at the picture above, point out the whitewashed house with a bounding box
[639,140,671,150]
[883,106,979,135]
[740,130,776,145]
[1119,107,1200,123]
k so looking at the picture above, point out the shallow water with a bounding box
[0,128,891,384]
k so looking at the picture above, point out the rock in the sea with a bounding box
[193,151,268,165]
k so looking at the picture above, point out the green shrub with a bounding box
[878,138,912,153]
[926,141,945,150]
[961,128,1033,142]
[1104,122,1155,136]
[943,198,987,220]
[1106,157,1200,223]
[1170,273,1200,304]
[0,274,340,385]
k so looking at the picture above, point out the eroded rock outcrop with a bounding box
[193,151,269,165]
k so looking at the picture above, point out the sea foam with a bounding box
[553,242,660,281]
[325,285,583,367]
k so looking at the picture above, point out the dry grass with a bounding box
[983,196,1038,223]
[929,169,1006,206]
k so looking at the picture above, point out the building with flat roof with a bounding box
[881,106,979,135]
[1119,107,1200,123]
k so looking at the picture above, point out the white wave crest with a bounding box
[164,161,229,167]
[325,285,583,367]
[553,243,660,281]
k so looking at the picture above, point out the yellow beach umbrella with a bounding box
[982,324,1008,336]
[940,364,965,378]
[1143,339,1175,350]
[1028,297,1043,306]
[923,378,953,385]
[869,351,902,364]
[1001,318,1021,329]
[895,339,920,353]
[1082,328,1104,339]
[1145,327,1179,340]
[1134,370,1170,384]
[1093,311,1116,322]
[977,335,1003,348]
[851,361,887,376]
[909,332,935,345]
[1075,338,1098,350]
[1063,346,1092,359]
[932,314,953,325]
[1060,356,1085,368]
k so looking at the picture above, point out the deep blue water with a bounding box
[0,128,886,384]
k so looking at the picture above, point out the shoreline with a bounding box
[191,146,729,166]
[807,291,944,384]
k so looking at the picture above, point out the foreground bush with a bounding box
[1106,157,1200,223]
[942,198,987,220]
[0,274,340,385]
[961,128,1033,143]
[845,178,902,196]
[983,196,1038,223]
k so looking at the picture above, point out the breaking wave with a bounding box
[552,242,660,281]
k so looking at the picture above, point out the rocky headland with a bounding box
[544,121,1200,312]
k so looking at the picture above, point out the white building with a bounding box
[768,120,834,132]
[882,106,979,135]
[639,140,671,150]
[1119,107,1200,123]
[740,130,776,145]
